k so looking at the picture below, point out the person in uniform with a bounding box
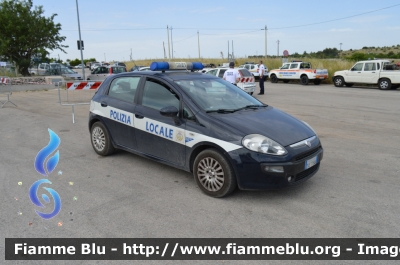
[258,60,266,95]
[223,62,240,86]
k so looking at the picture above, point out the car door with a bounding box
[346,63,364,83]
[99,76,141,150]
[134,77,186,166]
[361,62,379,83]
[289,63,299,79]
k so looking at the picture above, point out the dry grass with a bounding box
[124,57,356,84]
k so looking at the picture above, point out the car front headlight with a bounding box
[242,134,287,156]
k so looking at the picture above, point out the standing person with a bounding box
[223,62,240,86]
[258,60,266,95]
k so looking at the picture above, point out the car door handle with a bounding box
[135,114,144,119]
[100,101,107,107]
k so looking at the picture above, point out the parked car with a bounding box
[60,68,82,80]
[269,61,328,85]
[86,65,127,81]
[113,62,126,67]
[130,65,147,71]
[74,64,85,69]
[203,67,256,95]
[240,63,268,79]
[332,59,400,90]
[91,63,102,71]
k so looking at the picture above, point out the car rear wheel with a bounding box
[193,148,236,198]
[333,76,344,87]
[300,75,309,85]
[270,74,278,83]
[90,121,115,156]
[379,78,391,90]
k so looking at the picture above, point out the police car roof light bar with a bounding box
[150,62,204,72]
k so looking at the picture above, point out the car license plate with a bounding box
[305,155,318,169]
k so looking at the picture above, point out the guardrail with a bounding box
[0,76,17,108]
[58,81,101,123]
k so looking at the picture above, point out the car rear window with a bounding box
[238,69,252,76]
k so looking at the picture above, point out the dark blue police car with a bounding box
[89,62,323,197]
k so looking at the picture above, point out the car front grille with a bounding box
[293,146,321,162]
[295,163,320,182]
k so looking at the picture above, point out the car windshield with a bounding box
[62,68,76,74]
[175,78,264,112]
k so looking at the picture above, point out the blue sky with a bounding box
[31,0,400,62]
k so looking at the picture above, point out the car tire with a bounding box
[379,78,391,90]
[250,92,253,95]
[345,83,354,87]
[283,80,289,83]
[300,75,309,85]
[333,76,345,87]
[270,74,278,83]
[193,148,237,198]
[90,121,115,156]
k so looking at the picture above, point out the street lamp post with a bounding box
[75,0,85,79]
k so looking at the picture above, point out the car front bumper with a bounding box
[227,144,323,190]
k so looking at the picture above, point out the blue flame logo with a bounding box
[30,129,62,219]
[34,129,60,176]
[29,179,61,219]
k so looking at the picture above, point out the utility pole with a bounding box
[277,40,280,56]
[75,0,85,79]
[197,31,200,59]
[171,26,173,59]
[167,25,171,60]
[265,25,267,59]
[232,40,234,60]
[130,48,132,61]
[163,42,166,59]
[228,41,230,62]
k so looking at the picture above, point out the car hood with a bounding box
[210,107,315,146]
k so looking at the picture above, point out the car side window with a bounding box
[108,77,140,102]
[290,63,298,69]
[352,63,363,71]
[363,63,376,71]
[207,69,217,76]
[218,69,227,78]
[280,64,290,70]
[142,79,180,111]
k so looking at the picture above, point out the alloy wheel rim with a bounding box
[92,127,105,151]
[197,157,225,192]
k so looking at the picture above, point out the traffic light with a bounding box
[77,40,84,50]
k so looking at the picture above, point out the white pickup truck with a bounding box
[269,61,328,85]
[332,60,400,90]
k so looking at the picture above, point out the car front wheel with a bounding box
[270,74,278,83]
[333,76,344,87]
[193,148,237,198]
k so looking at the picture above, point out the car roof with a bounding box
[115,71,218,81]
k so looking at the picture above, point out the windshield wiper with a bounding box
[206,109,236,113]
[232,104,268,112]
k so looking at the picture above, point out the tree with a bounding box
[0,0,67,76]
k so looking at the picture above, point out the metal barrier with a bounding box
[0,76,17,108]
[58,81,101,123]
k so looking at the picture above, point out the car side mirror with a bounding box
[160,106,179,117]
[160,106,181,125]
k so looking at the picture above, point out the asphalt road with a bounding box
[1,82,399,265]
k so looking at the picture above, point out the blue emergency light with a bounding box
[150,62,204,71]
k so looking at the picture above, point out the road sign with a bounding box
[283,50,289,57]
